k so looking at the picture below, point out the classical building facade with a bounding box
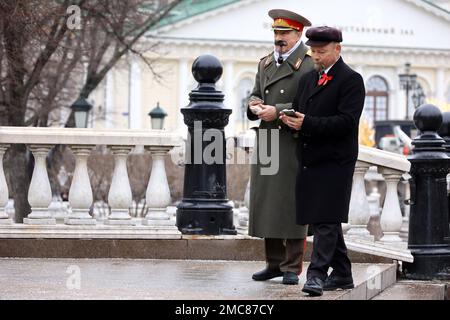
[89,0,450,138]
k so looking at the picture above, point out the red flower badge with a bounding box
[317,73,333,86]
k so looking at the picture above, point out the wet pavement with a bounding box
[0,258,395,300]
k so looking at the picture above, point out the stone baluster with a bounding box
[238,178,250,229]
[65,146,96,225]
[378,167,404,242]
[237,131,256,231]
[347,161,373,239]
[143,146,173,226]
[105,146,135,225]
[400,176,411,240]
[24,145,56,224]
[0,145,13,224]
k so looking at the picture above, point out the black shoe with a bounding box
[252,268,283,281]
[282,271,299,285]
[323,274,354,291]
[302,277,324,296]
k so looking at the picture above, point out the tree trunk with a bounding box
[3,1,32,222]
[6,145,32,223]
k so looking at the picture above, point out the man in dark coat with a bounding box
[280,26,365,296]
[247,9,314,285]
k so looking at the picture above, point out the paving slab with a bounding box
[0,258,395,300]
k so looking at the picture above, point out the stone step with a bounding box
[371,281,448,300]
[0,237,393,263]
[0,258,397,300]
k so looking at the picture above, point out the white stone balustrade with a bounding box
[0,126,181,231]
[0,145,13,224]
[358,146,411,242]
[143,146,172,226]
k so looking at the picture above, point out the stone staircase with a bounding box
[372,281,448,300]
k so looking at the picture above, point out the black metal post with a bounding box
[403,104,450,280]
[176,54,236,235]
[438,111,450,245]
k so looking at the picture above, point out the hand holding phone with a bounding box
[281,108,297,117]
[250,105,262,114]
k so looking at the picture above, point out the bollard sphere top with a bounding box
[192,54,223,84]
[413,104,442,132]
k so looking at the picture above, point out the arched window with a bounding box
[364,76,389,121]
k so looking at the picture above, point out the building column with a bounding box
[178,58,189,139]
[436,69,446,103]
[129,56,142,129]
[224,60,235,138]
[354,65,364,78]
[395,65,406,120]
[105,70,115,129]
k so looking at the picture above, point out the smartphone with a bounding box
[281,108,296,117]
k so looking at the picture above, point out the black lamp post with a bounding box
[176,54,236,235]
[399,62,417,120]
[404,104,450,280]
[148,102,167,130]
[70,98,92,128]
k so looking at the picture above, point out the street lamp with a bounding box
[412,87,426,109]
[148,102,167,130]
[399,62,417,120]
[70,98,92,128]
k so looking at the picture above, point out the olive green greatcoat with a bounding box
[247,42,313,239]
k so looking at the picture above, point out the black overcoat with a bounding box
[292,57,365,224]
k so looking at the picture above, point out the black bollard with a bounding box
[437,111,450,234]
[176,54,237,235]
[403,104,450,280]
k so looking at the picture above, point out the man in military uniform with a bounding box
[247,9,314,285]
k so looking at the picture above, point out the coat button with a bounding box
[280,89,284,94]
[303,166,308,170]
[303,143,308,148]
[265,89,269,94]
